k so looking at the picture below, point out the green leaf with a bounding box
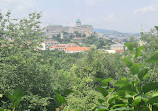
[0,94,3,98]
[124,43,134,52]
[108,96,118,104]
[96,87,108,97]
[63,89,73,96]
[132,99,141,107]
[142,82,158,94]
[108,88,115,92]
[112,104,126,108]
[5,89,24,108]
[135,46,144,57]
[98,99,105,104]
[95,78,103,83]
[124,57,133,68]
[117,90,126,97]
[101,78,114,86]
[146,51,158,63]
[5,92,13,102]
[143,73,149,79]
[114,80,130,87]
[55,94,66,106]
[0,109,11,111]
[147,96,158,104]
[138,68,149,81]
[98,109,108,111]
[118,85,136,96]
[130,64,139,75]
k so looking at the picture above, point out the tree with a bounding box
[0,11,56,110]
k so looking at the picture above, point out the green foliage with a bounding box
[83,36,107,49]
[55,94,66,106]
[142,82,158,94]
[147,96,158,104]
[155,26,158,31]
[130,64,139,75]
[96,87,108,97]
[125,42,134,52]
[94,43,158,111]
[5,89,24,109]
[138,68,149,81]
[0,11,55,110]
[146,51,158,63]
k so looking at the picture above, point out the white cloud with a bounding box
[134,5,158,13]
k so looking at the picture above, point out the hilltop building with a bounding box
[76,18,81,27]
[72,37,86,43]
[46,19,93,39]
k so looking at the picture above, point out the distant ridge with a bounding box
[94,29,140,38]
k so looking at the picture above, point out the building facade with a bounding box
[110,44,126,52]
[46,19,93,38]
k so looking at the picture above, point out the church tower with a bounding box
[140,24,144,35]
[76,18,81,27]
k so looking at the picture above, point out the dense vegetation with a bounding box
[0,11,158,111]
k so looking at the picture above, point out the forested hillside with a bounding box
[0,12,158,111]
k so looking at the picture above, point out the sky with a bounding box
[0,0,158,33]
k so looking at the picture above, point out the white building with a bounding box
[104,50,116,54]
[110,44,126,52]
[40,41,60,50]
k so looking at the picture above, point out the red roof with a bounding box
[65,47,89,51]
[73,37,85,40]
[57,44,67,47]
[113,49,124,52]
[51,46,57,48]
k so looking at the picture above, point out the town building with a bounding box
[50,43,78,51]
[65,47,90,53]
[104,50,116,54]
[110,44,126,52]
[72,37,86,43]
[39,40,60,50]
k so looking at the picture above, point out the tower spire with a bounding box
[140,24,144,36]
[141,24,143,33]
[76,18,81,26]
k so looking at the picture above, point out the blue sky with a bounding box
[0,0,158,33]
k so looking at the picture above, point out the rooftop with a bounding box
[65,47,89,51]
[111,44,124,47]
[76,18,81,23]
[73,37,86,40]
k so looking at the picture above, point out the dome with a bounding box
[76,18,81,23]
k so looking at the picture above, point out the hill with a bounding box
[94,29,140,38]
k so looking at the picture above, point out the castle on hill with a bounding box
[46,19,94,38]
